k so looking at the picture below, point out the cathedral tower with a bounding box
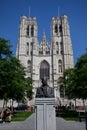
[16,16,38,78]
[51,15,74,98]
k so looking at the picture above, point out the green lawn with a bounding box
[11,111,33,121]
[56,110,84,121]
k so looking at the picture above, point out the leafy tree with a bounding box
[8,57,26,103]
[0,38,12,59]
[0,37,34,109]
[0,38,12,103]
[0,38,27,108]
[58,68,78,109]
[58,51,87,108]
[75,52,87,101]
[25,77,33,100]
[58,68,77,99]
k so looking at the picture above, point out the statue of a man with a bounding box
[36,78,54,98]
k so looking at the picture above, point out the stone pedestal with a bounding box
[35,98,56,130]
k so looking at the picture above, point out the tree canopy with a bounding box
[75,52,87,99]
[58,51,87,101]
[58,68,77,99]
[0,38,33,107]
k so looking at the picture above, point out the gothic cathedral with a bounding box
[16,15,74,103]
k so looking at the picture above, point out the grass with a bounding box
[63,117,79,121]
[11,111,33,121]
[56,110,81,121]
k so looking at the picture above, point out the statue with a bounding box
[36,78,54,98]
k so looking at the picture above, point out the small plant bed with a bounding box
[56,110,81,121]
[11,111,33,121]
[63,117,79,121]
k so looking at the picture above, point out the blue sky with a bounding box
[0,0,87,64]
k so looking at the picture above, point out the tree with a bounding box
[0,38,12,59]
[0,38,27,108]
[58,68,77,99]
[8,57,26,103]
[0,37,34,109]
[0,38,13,105]
[58,68,79,109]
[25,77,33,100]
[58,51,87,108]
[75,52,87,101]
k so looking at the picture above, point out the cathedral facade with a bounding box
[16,15,74,103]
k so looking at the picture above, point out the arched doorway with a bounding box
[40,60,50,80]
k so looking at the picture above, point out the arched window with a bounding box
[58,60,62,73]
[55,24,58,33]
[56,42,59,54]
[60,42,63,54]
[31,25,34,37]
[27,60,31,73]
[40,60,50,80]
[26,42,29,55]
[26,25,29,36]
[59,25,62,33]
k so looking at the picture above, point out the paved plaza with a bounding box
[0,113,86,130]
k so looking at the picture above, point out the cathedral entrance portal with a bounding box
[40,60,50,80]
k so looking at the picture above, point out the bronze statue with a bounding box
[36,78,54,98]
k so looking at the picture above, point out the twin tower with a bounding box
[16,15,74,102]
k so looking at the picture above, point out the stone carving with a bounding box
[36,79,54,98]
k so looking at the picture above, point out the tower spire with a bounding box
[57,6,60,17]
[42,32,46,42]
[29,6,30,18]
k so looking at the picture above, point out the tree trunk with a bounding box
[75,98,76,111]
[83,99,85,110]
[3,100,5,109]
[11,99,14,112]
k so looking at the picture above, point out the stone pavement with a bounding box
[0,113,86,130]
